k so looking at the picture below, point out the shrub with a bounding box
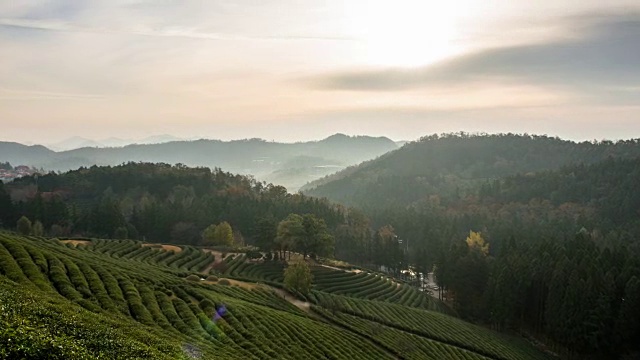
[0,243,29,284]
[156,292,195,337]
[218,279,231,286]
[16,216,32,236]
[60,257,92,298]
[186,274,201,282]
[206,275,219,282]
[138,285,172,329]
[76,262,117,312]
[119,278,154,326]
[1,241,49,290]
[47,256,82,302]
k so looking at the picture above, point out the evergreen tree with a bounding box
[16,216,32,236]
[32,220,44,237]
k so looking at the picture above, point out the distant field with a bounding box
[0,234,553,359]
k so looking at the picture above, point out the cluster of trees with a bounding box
[202,221,234,246]
[279,214,333,260]
[16,215,44,236]
[0,162,12,170]
[0,163,344,246]
[435,231,640,358]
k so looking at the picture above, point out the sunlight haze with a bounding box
[1,0,639,144]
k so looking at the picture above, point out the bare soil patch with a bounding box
[200,250,241,274]
[319,264,362,274]
[59,240,91,246]
[272,287,311,312]
[142,243,182,253]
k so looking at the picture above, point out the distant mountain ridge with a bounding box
[302,133,640,208]
[0,134,397,191]
[46,134,186,151]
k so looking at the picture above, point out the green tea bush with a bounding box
[47,255,83,302]
[1,241,50,290]
[119,277,154,326]
[0,243,28,284]
[186,274,201,282]
[76,262,118,312]
[60,257,92,298]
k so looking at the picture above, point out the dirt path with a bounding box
[199,275,395,358]
[319,264,362,274]
[199,250,241,274]
[59,240,91,246]
[142,243,182,253]
[201,276,311,313]
[271,288,311,312]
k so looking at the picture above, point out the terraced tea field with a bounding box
[0,234,554,359]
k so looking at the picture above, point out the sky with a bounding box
[1,0,639,145]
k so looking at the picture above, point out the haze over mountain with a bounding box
[46,134,188,151]
[0,134,397,192]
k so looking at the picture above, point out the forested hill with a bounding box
[481,157,640,227]
[299,134,640,358]
[0,134,397,192]
[0,163,344,244]
[303,133,640,208]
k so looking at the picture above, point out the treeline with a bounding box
[0,163,345,245]
[435,231,640,358]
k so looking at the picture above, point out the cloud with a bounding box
[0,17,355,42]
[306,13,640,102]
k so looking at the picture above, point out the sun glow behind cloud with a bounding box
[344,1,463,67]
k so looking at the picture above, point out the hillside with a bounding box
[0,162,346,242]
[300,134,640,358]
[0,134,397,192]
[303,133,640,208]
[0,142,55,167]
[0,233,553,359]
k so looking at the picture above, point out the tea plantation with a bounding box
[0,234,554,359]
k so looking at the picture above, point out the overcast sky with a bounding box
[1,1,639,144]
